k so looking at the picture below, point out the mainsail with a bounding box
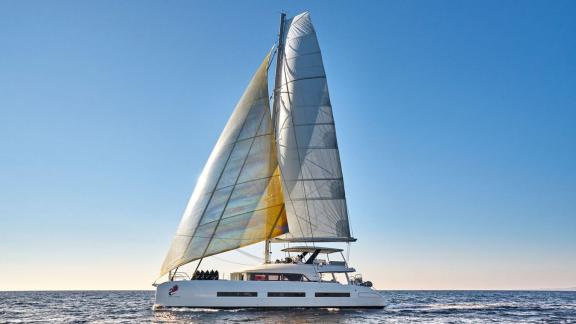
[274,12,354,242]
[160,53,288,276]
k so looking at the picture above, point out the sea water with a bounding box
[1,290,575,323]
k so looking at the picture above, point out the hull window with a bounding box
[217,292,257,297]
[315,292,351,297]
[248,273,310,281]
[282,273,304,281]
[267,292,305,297]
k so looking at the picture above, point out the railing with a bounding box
[350,274,373,287]
[172,272,190,280]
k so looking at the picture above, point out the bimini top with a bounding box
[281,246,343,254]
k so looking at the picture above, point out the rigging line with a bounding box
[173,235,279,241]
[267,44,278,71]
[192,259,203,279]
[235,249,265,262]
[169,266,179,281]
[195,241,273,265]
[346,242,351,263]
[211,255,260,267]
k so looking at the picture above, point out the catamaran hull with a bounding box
[154,280,385,309]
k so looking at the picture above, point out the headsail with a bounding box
[160,53,288,276]
[274,12,354,242]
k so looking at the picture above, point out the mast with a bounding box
[271,12,286,136]
[265,12,287,264]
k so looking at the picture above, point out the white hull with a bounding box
[154,280,385,309]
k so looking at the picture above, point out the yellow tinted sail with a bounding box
[160,53,288,276]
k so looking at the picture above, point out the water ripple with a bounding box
[0,290,574,323]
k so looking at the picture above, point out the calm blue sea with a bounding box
[0,290,574,323]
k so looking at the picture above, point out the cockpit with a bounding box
[228,246,360,283]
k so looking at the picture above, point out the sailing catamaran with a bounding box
[154,11,385,309]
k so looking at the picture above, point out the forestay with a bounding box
[274,12,353,242]
[160,53,288,276]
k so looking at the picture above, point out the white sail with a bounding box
[275,12,353,242]
[160,53,288,276]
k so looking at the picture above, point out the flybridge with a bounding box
[160,11,354,278]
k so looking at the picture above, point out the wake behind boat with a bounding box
[154,11,384,310]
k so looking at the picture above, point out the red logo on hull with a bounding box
[168,284,179,296]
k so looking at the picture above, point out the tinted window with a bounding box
[248,273,308,281]
[252,274,266,281]
[268,292,305,297]
[315,292,350,297]
[217,292,257,297]
[282,273,303,281]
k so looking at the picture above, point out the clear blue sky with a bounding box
[1,0,574,290]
